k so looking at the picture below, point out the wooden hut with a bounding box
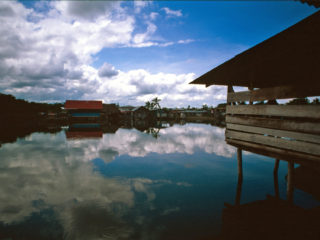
[65,100,103,123]
[102,103,120,122]
[190,10,320,162]
[132,106,150,120]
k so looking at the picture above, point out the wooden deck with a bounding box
[225,84,320,162]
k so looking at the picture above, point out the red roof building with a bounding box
[65,100,103,110]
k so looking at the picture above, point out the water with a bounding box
[0,123,319,239]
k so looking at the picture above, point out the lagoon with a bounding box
[0,123,319,239]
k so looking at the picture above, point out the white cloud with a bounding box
[150,12,159,20]
[134,0,150,14]
[0,1,214,106]
[162,7,183,17]
[58,1,119,21]
[132,22,157,46]
[177,39,194,44]
[98,62,119,78]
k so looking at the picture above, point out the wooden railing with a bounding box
[225,84,320,162]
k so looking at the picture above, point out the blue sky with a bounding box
[94,1,316,75]
[0,1,317,107]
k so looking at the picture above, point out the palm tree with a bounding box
[151,97,161,110]
[145,101,152,110]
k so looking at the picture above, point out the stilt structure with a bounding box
[191,10,320,163]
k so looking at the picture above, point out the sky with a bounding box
[0,1,317,107]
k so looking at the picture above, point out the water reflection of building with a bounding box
[66,123,103,139]
[215,154,320,240]
[65,122,122,140]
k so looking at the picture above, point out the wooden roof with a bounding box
[65,100,103,110]
[298,0,320,8]
[190,10,320,88]
[103,104,120,114]
[133,106,149,112]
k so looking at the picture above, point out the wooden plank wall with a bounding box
[225,84,320,161]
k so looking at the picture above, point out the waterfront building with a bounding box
[64,100,103,123]
[132,106,150,120]
[191,10,320,162]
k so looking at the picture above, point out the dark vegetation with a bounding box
[286,97,320,105]
[0,93,63,115]
[253,97,320,105]
[0,93,63,145]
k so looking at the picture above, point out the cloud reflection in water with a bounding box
[65,123,235,163]
[0,123,235,238]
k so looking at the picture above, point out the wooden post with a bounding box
[235,148,243,206]
[248,86,253,105]
[273,159,280,199]
[237,148,243,177]
[274,159,280,174]
[228,85,235,106]
[287,160,294,203]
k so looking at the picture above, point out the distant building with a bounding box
[132,106,150,120]
[103,104,120,115]
[65,100,103,122]
[47,112,57,120]
[179,110,209,119]
[102,104,120,122]
[156,109,168,118]
[119,106,135,114]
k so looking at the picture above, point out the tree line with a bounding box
[0,93,63,115]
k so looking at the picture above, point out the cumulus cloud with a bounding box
[0,1,214,106]
[61,1,119,21]
[162,7,183,17]
[98,62,118,78]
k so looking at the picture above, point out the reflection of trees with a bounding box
[145,128,160,139]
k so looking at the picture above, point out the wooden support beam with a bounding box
[274,159,280,199]
[274,159,280,174]
[227,123,320,144]
[226,129,320,156]
[228,85,235,106]
[248,86,254,105]
[287,160,294,203]
[226,138,320,163]
[235,148,243,206]
[237,148,243,177]
[226,105,320,119]
[227,84,320,103]
[226,115,320,135]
